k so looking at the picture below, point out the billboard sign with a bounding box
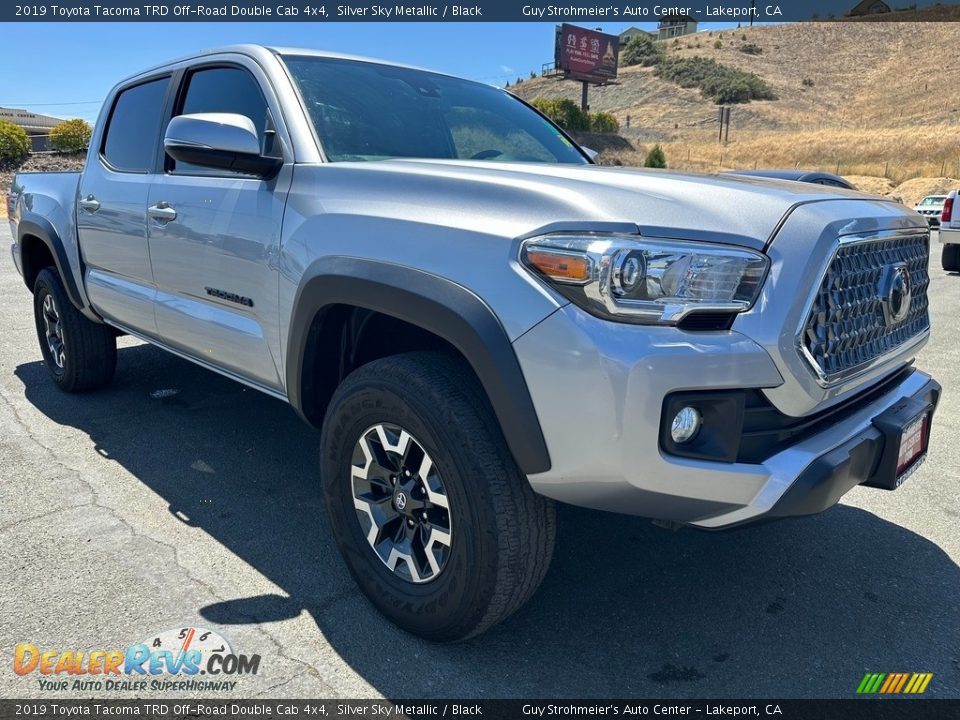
[555,24,619,84]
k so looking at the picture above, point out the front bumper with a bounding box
[514,303,938,530]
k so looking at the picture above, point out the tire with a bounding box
[320,351,556,641]
[942,244,960,272]
[33,268,117,392]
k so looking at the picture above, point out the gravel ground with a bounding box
[0,223,957,700]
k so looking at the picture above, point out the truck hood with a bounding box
[308,159,892,250]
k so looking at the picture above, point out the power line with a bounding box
[1,100,102,106]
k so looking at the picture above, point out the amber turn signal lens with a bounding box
[525,250,591,282]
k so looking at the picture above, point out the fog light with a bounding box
[671,407,702,444]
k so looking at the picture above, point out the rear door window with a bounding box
[101,78,169,172]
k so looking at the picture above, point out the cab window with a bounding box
[102,78,169,172]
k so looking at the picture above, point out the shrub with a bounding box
[802,77,815,87]
[49,119,92,153]
[621,35,664,68]
[714,40,723,49]
[589,112,619,134]
[739,42,763,55]
[654,56,776,104]
[644,144,667,168]
[708,77,752,104]
[0,119,30,161]
[531,98,590,131]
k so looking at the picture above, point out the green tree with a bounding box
[644,144,667,169]
[49,119,92,153]
[0,119,30,161]
[530,98,590,131]
[589,112,619,134]
[621,35,664,68]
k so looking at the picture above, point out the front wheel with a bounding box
[33,268,117,392]
[320,352,556,641]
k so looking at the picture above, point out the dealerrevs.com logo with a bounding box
[14,626,260,693]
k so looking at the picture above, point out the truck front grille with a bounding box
[800,232,930,384]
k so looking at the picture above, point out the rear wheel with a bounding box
[942,244,960,272]
[33,268,117,392]
[320,352,556,641]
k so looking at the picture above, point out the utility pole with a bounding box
[581,80,589,112]
[750,0,756,26]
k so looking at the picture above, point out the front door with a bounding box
[147,64,289,391]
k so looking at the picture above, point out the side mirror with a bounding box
[164,113,282,178]
[582,147,599,163]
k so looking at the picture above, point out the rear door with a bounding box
[78,76,171,334]
[146,60,291,391]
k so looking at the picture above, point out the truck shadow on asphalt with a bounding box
[16,344,960,698]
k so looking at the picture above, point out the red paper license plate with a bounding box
[895,413,930,482]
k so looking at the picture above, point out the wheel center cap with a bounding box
[394,492,407,511]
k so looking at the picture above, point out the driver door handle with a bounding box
[78,195,100,213]
[148,201,177,223]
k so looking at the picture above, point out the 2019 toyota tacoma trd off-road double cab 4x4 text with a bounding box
[7,46,941,641]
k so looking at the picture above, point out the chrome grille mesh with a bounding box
[800,234,929,381]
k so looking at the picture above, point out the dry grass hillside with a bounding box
[515,21,960,187]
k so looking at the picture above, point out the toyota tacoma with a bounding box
[7,45,940,640]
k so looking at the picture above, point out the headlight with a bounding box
[519,234,769,325]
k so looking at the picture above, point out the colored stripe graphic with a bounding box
[879,674,896,693]
[857,672,932,694]
[894,673,910,693]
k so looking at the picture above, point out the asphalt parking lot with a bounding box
[0,223,957,700]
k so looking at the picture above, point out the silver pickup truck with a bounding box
[7,45,941,641]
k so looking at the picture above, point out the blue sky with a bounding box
[1,21,747,123]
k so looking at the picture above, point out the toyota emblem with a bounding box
[880,262,912,326]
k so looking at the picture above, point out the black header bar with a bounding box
[3,0,960,22]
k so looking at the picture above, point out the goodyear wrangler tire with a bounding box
[33,268,117,393]
[321,351,556,641]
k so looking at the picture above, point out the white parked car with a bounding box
[914,195,947,227]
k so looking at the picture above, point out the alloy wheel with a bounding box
[350,424,452,583]
[42,294,66,370]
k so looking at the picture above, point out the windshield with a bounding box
[920,196,946,205]
[282,55,588,165]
